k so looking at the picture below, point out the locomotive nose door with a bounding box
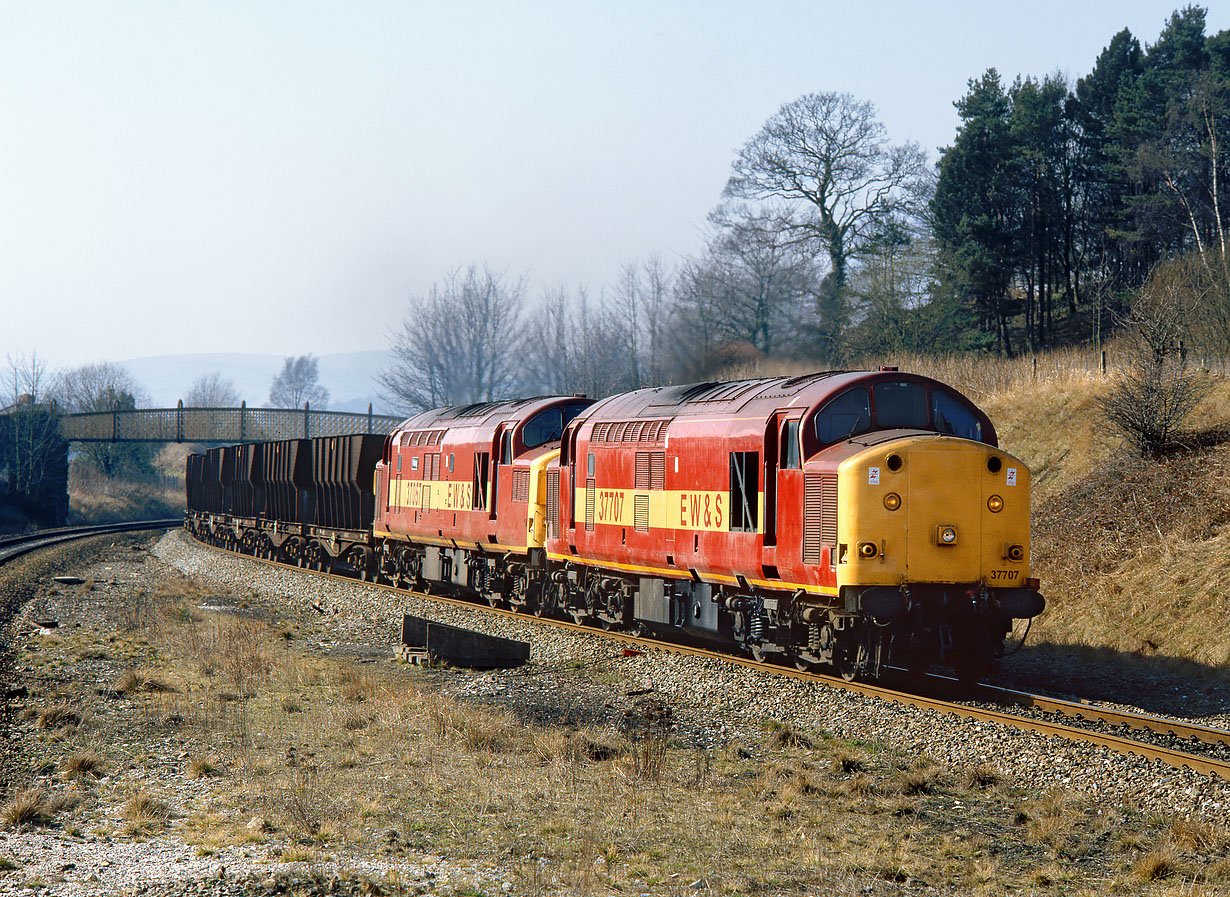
[905,440,982,583]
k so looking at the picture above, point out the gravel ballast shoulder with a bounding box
[153,531,1230,824]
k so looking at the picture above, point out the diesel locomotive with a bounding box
[184,368,1044,681]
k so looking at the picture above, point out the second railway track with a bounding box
[188,530,1230,783]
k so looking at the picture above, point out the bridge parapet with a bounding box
[57,403,404,443]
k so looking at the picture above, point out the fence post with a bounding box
[177,400,183,443]
[240,400,247,441]
[304,401,310,439]
[1101,349,1107,376]
[113,400,119,442]
[367,402,373,433]
[1032,357,1037,380]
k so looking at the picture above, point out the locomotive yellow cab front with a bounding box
[836,434,1044,619]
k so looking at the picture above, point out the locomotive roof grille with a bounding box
[591,419,670,443]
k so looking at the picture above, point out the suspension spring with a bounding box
[808,624,823,651]
[748,612,766,641]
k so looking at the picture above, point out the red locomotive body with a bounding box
[541,370,1037,679]
[372,395,591,599]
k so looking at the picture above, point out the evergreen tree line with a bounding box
[934,5,1230,357]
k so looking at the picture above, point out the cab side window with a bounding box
[521,408,564,449]
[782,420,801,469]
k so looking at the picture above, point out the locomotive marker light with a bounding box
[857,541,878,559]
[987,494,1004,513]
[936,524,958,546]
[883,492,902,511]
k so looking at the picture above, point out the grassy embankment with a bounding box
[67,444,189,524]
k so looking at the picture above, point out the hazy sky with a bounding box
[3,1,1226,370]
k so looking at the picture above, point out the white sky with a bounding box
[2,1,1226,369]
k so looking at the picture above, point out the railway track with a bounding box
[0,520,182,566]
[187,531,1230,782]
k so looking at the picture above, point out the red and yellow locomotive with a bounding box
[187,369,1043,680]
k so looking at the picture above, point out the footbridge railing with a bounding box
[57,403,404,443]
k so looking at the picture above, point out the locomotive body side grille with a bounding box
[650,452,665,490]
[820,474,838,545]
[803,475,822,565]
[546,469,560,538]
[634,494,650,532]
[511,468,530,502]
[635,452,650,490]
[585,479,596,531]
[803,473,839,565]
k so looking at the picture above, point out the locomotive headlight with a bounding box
[987,494,1004,513]
[883,492,902,511]
[857,541,879,559]
[937,525,958,546]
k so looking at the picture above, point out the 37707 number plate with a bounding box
[989,569,1019,582]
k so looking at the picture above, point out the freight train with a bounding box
[184,368,1044,681]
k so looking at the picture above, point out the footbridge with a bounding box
[57,403,404,443]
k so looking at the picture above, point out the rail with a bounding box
[0,520,181,565]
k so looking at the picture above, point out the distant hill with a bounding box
[119,351,399,415]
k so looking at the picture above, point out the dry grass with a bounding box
[966,765,1001,790]
[122,790,170,836]
[765,721,813,750]
[188,756,220,779]
[1,788,52,829]
[62,748,105,780]
[114,669,176,695]
[71,569,1230,895]
[1134,848,1180,882]
[35,704,82,733]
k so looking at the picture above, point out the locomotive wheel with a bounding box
[834,638,860,682]
[749,643,769,663]
[535,580,561,617]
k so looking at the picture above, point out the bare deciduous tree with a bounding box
[185,372,241,407]
[609,254,674,389]
[723,91,930,357]
[56,361,153,479]
[1099,266,1211,458]
[269,356,329,409]
[57,362,147,413]
[378,265,524,414]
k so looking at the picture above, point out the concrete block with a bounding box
[399,613,529,669]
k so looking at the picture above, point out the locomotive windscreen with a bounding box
[815,381,986,445]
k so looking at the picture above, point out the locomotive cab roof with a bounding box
[388,394,594,460]
[569,370,997,457]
